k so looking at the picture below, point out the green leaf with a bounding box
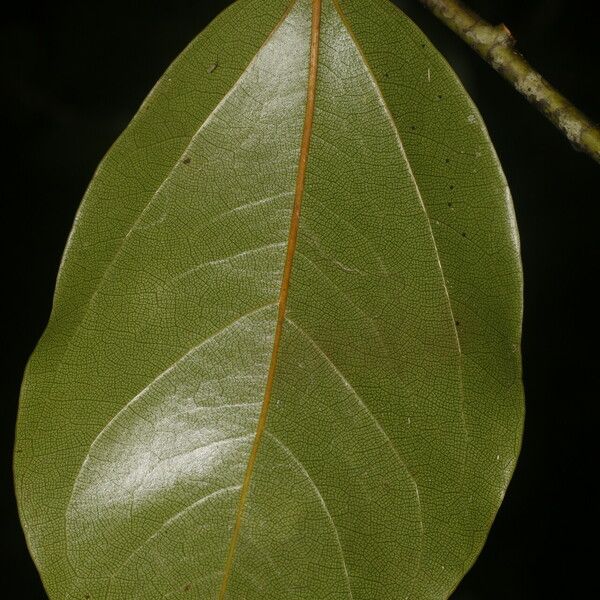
[15,0,524,598]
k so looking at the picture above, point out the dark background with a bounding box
[2,0,598,597]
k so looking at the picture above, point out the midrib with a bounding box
[216,0,323,596]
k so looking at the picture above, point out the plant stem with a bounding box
[418,0,600,163]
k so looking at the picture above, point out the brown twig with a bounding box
[418,0,600,163]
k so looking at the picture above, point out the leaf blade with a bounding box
[15,0,524,598]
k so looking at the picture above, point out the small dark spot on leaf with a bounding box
[84,594,90,599]
[420,43,425,48]
[411,125,416,130]
[183,157,191,165]
[455,320,460,326]
[437,94,442,99]
[183,583,191,592]
[449,184,454,190]
[384,72,389,78]
[445,158,450,164]
[462,232,467,237]
[447,202,453,208]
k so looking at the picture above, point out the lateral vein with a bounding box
[216,1,322,597]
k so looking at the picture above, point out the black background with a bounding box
[2,0,598,597]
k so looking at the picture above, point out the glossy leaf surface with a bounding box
[15,0,524,598]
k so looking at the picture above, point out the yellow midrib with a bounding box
[217,0,322,597]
